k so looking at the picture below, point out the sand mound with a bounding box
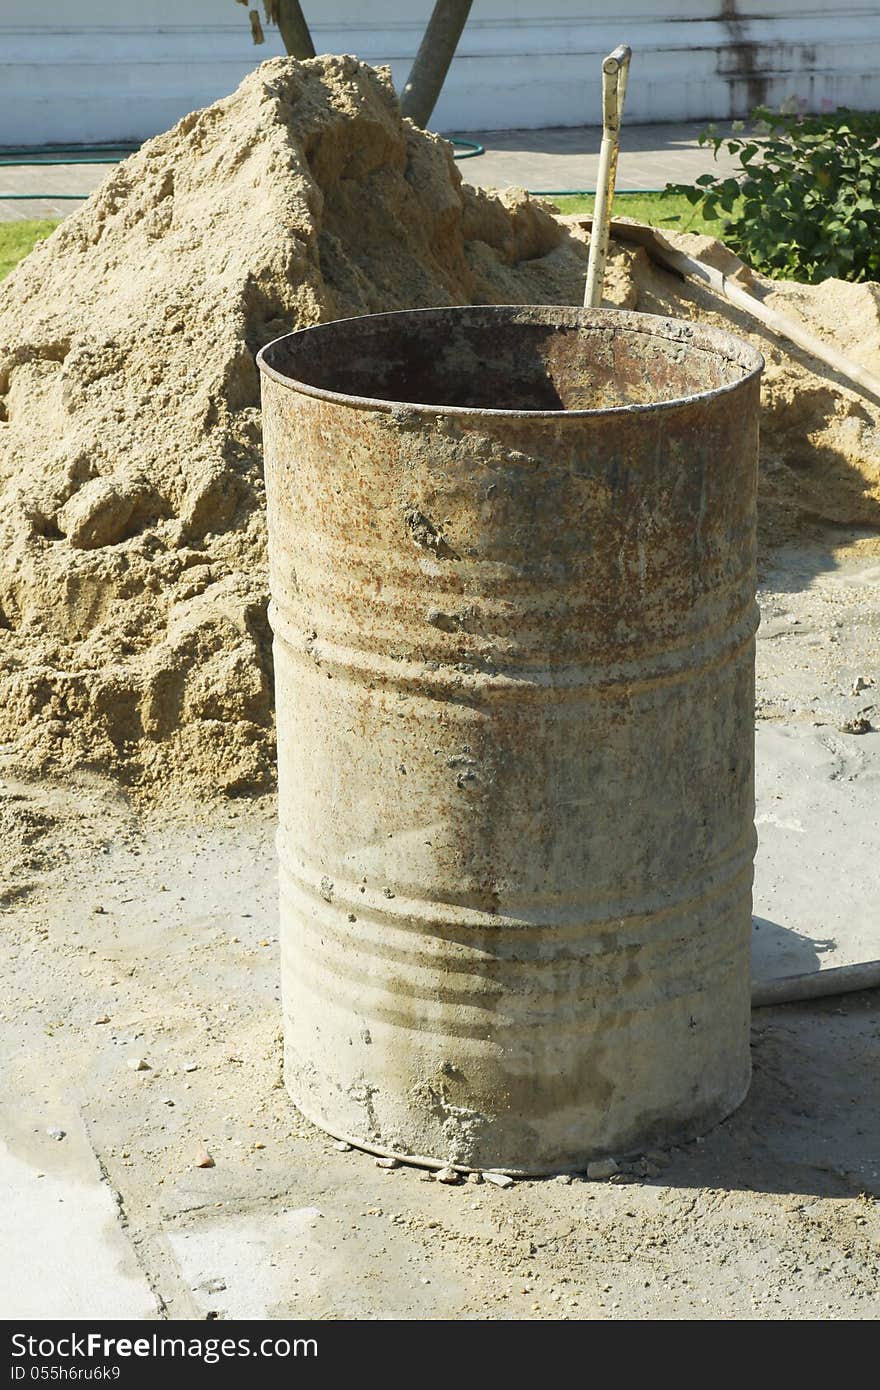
[597,230,880,545]
[1,55,878,804]
[0,56,586,799]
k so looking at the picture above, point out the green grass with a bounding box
[546,190,726,237]
[0,219,59,279]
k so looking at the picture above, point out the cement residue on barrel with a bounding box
[258,305,764,1174]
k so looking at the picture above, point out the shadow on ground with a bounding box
[653,991,880,1201]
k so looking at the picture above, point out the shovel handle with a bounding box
[584,45,632,308]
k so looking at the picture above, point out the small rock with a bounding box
[93,1015,111,1025]
[644,1149,670,1169]
[852,676,874,695]
[483,1170,514,1189]
[333,1140,353,1152]
[58,476,154,551]
[435,1166,461,1185]
[197,1277,226,1295]
[586,1158,619,1181]
[182,1062,198,1073]
[92,905,106,915]
[555,1173,574,1185]
[160,1096,174,1106]
[46,1127,66,1141]
[375,1156,400,1169]
[467,1171,483,1185]
[127,1057,149,1071]
[840,716,872,734]
[194,1147,215,1169]
[252,1141,265,1150]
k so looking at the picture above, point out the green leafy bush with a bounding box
[668,107,880,284]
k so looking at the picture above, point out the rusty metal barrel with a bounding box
[257,305,763,1175]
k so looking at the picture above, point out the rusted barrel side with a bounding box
[258,306,763,1174]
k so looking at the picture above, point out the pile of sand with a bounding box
[609,232,880,545]
[1,55,878,802]
[0,56,587,799]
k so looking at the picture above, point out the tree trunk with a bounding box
[272,0,316,60]
[400,0,473,128]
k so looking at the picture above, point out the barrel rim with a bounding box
[256,304,764,420]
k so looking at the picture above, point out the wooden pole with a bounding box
[584,45,631,308]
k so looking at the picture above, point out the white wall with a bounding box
[1,1,880,145]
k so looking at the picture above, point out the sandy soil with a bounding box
[1,535,878,1322]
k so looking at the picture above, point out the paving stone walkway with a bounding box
[453,121,739,194]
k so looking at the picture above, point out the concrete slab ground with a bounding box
[0,538,878,1320]
[0,1115,160,1320]
[0,123,739,221]
[752,544,880,981]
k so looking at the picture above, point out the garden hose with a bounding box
[0,138,674,201]
[0,137,490,198]
[449,139,484,159]
[0,143,138,155]
[0,157,125,167]
[529,188,664,196]
[0,142,134,201]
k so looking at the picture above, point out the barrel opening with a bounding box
[259,306,763,416]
